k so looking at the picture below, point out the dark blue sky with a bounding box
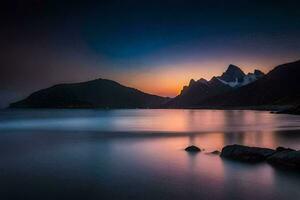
[1,0,300,107]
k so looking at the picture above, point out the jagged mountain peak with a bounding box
[217,65,265,88]
[189,79,196,86]
[183,65,264,92]
[200,59,300,107]
[254,69,265,76]
[227,64,243,71]
[188,78,208,87]
[220,64,246,82]
[168,63,267,108]
[198,78,208,83]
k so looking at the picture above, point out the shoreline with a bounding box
[4,105,294,111]
[5,105,300,116]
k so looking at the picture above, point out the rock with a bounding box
[276,146,295,152]
[220,144,300,170]
[185,145,201,152]
[220,144,275,162]
[207,150,221,155]
[267,149,300,170]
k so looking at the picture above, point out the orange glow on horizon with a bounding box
[113,61,271,97]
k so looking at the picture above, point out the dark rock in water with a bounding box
[221,144,300,170]
[220,144,275,162]
[267,149,300,170]
[185,145,201,152]
[276,146,295,152]
[207,150,221,155]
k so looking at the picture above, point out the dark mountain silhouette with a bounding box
[165,77,232,107]
[165,64,264,108]
[9,60,300,110]
[254,69,265,77]
[10,78,169,108]
[201,60,300,107]
[217,65,264,88]
[219,64,246,82]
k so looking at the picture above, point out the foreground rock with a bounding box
[267,148,300,170]
[185,145,201,152]
[220,144,275,162]
[221,144,300,170]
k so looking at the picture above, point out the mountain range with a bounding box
[165,64,264,107]
[201,60,300,107]
[10,60,300,110]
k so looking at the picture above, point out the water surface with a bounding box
[0,109,300,200]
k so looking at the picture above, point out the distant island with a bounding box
[10,79,170,109]
[10,60,300,113]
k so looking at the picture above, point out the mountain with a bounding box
[201,60,300,107]
[165,77,232,107]
[165,64,264,108]
[10,60,299,110]
[219,64,246,82]
[217,65,264,88]
[10,78,169,108]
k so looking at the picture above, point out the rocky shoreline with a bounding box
[185,144,300,170]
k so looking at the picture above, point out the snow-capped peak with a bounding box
[217,77,240,87]
[217,70,264,88]
[217,65,264,88]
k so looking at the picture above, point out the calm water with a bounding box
[0,109,300,200]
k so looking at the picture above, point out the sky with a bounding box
[1,0,300,107]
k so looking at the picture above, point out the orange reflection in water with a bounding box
[111,109,300,150]
[115,109,285,133]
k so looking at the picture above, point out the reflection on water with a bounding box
[0,109,300,200]
[1,109,300,133]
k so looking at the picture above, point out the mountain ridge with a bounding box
[164,64,265,108]
[10,78,170,109]
[199,59,300,107]
[9,59,300,110]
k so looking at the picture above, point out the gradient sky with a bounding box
[1,0,300,107]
